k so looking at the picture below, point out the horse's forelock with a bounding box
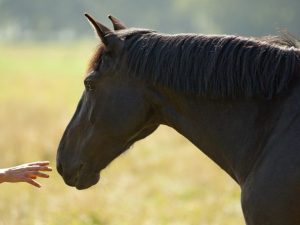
[86,44,106,76]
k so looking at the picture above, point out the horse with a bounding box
[56,14,300,225]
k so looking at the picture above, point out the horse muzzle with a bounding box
[57,161,100,190]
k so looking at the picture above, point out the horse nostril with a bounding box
[56,161,85,186]
[57,162,63,175]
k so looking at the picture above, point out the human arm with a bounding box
[0,161,52,188]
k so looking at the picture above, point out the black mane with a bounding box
[119,30,300,99]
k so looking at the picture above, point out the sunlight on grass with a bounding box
[0,43,244,225]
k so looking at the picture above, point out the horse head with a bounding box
[56,14,159,189]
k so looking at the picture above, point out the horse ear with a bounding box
[85,13,124,53]
[108,15,126,30]
[85,13,113,46]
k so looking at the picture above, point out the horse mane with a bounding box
[88,29,300,99]
[118,30,300,99]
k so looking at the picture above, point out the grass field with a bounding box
[0,42,244,225]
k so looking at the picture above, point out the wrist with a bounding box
[0,169,7,183]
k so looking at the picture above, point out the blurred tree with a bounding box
[0,0,299,41]
[174,0,300,35]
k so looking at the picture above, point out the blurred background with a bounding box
[0,0,299,225]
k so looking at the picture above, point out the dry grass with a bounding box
[0,43,244,225]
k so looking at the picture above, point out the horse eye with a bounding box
[84,80,95,92]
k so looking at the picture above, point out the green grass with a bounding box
[0,43,244,225]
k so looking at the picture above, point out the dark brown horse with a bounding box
[57,14,300,225]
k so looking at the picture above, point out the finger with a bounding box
[26,171,50,178]
[27,161,50,166]
[25,178,41,188]
[26,166,52,172]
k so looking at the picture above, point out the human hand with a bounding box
[0,161,52,188]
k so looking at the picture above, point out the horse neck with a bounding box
[153,88,286,185]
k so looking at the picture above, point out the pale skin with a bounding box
[0,161,52,188]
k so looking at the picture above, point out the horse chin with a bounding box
[75,173,100,190]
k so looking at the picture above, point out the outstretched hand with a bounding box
[0,161,52,188]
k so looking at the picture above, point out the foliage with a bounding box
[0,0,299,41]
